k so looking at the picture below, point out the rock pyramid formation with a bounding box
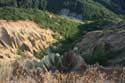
[0,20,58,60]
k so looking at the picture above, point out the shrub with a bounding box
[82,46,108,65]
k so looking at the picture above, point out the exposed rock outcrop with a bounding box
[62,50,87,71]
[75,30,125,67]
[0,20,59,60]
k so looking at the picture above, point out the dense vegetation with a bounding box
[0,7,81,40]
[0,0,47,10]
[0,0,120,20]
[94,0,125,14]
[47,0,118,20]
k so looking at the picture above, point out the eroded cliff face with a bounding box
[73,30,125,66]
[0,20,58,60]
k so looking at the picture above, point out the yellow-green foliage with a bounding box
[0,7,81,39]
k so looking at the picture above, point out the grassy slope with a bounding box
[0,7,81,40]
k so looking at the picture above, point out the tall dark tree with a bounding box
[39,0,47,10]
[32,0,39,8]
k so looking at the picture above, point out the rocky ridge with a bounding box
[74,29,125,66]
[0,20,58,60]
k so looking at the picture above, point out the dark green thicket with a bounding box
[0,0,119,20]
[94,0,125,14]
[83,46,108,65]
[0,0,47,10]
[34,51,45,59]
[47,0,118,20]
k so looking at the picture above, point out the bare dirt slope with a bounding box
[0,20,58,61]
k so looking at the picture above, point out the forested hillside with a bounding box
[0,0,122,20]
[0,0,124,65]
[94,0,125,14]
[0,0,125,83]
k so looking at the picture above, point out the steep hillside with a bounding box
[0,0,119,20]
[61,21,125,66]
[0,7,81,39]
[94,0,125,14]
[0,1,125,83]
[47,0,118,20]
[0,20,58,60]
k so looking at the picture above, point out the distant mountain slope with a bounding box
[0,0,119,20]
[47,0,119,20]
[94,0,125,14]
